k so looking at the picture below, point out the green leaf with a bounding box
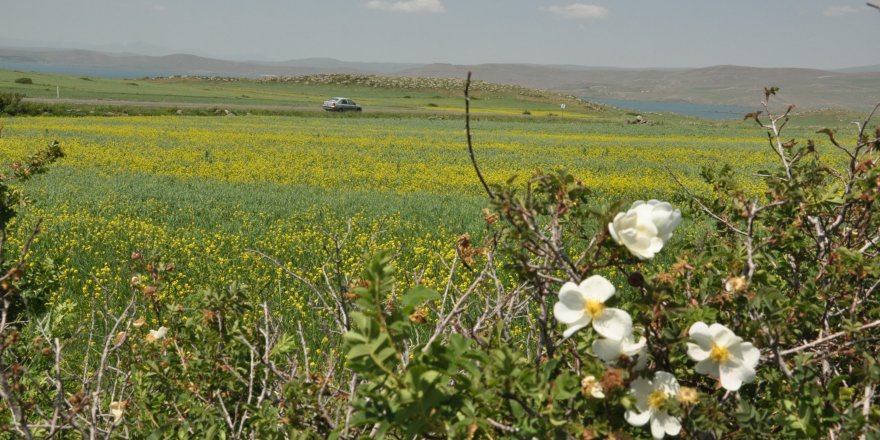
[346,342,374,360]
[509,398,526,419]
[146,427,166,440]
[552,372,579,401]
[400,286,440,312]
[269,333,298,360]
[349,312,371,332]
[374,345,398,365]
[343,330,369,344]
[204,424,219,440]
[550,417,568,427]
[420,369,441,385]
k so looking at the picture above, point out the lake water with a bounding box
[584,96,753,120]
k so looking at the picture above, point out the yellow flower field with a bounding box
[0,113,791,330]
[1,115,777,198]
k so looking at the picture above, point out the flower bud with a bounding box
[724,276,747,293]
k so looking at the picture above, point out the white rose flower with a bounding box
[553,275,632,339]
[608,200,682,260]
[625,371,682,440]
[581,375,605,399]
[592,332,647,369]
[686,322,760,391]
[146,326,168,343]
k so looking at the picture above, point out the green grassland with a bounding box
[1,68,610,117]
[3,67,868,123]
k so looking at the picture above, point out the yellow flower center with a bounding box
[648,390,668,410]
[584,299,605,318]
[710,344,730,363]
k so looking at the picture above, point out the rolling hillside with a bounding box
[2,47,879,110]
[399,63,880,110]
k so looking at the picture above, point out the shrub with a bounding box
[14,77,33,84]
[339,87,880,438]
[0,92,25,115]
[0,142,64,322]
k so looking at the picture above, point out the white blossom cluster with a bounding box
[554,200,760,439]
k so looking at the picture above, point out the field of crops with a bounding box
[0,104,847,344]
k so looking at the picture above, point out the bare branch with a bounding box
[465,72,495,199]
[422,269,487,353]
[858,103,880,139]
[247,248,348,333]
[780,319,880,356]
[487,417,518,433]
[667,168,747,236]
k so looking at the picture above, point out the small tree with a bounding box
[0,93,25,115]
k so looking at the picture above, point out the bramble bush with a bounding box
[0,82,878,439]
[0,93,26,116]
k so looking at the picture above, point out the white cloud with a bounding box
[822,5,858,17]
[545,3,609,20]
[366,0,444,13]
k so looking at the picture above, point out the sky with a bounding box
[1,0,878,69]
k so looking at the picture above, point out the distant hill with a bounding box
[398,63,880,110]
[2,47,878,110]
[0,48,403,77]
[836,64,880,73]
[1,48,266,75]
[265,57,421,74]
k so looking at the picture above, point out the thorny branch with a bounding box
[779,319,880,356]
[465,72,495,200]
